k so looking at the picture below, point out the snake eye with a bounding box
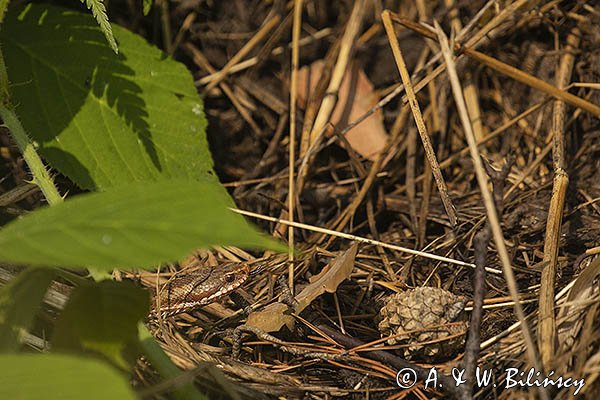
[224,273,235,283]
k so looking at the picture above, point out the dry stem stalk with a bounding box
[340,0,518,144]
[538,27,581,371]
[275,3,365,238]
[287,0,303,294]
[297,45,337,159]
[275,0,365,239]
[340,0,528,158]
[203,14,281,93]
[444,0,485,141]
[231,207,502,271]
[197,28,332,85]
[463,46,600,117]
[307,0,366,144]
[159,0,172,55]
[462,157,511,399]
[433,22,547,399]
[404,42,432,239]
[382,10,458,227]
[275,46,339,238]
[393,16,600,118]
[417,2,437,249]
[184,44,262,136]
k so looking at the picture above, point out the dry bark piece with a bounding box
[296,60,388,160]
[378,287,467,361]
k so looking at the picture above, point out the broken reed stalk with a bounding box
[432,21,547,400]
[382,10,458,227]
[538,27,581,371]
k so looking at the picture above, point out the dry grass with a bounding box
[127,1,600,398]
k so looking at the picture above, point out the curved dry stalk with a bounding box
[538,26,581,370]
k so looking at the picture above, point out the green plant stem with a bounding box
[0,106,63,205]
[0,43,60,203]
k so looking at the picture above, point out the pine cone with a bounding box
[378,287,468,360]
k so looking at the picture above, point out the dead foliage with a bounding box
[139,1,600,398]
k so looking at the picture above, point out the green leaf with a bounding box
[0,0,8,24]
[0,179,284,269]
[2,4,212,190]
[53,280,148,368]
[0,353,136,399]
[143,0,153,15]
[80,0,118,53]
[0,268,56,351]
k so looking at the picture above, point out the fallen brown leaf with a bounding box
[297,61,388,160]
[246,302,294,333]
[295,243,358,311]
[246,244,358,332]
